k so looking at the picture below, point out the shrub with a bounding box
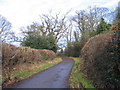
[81,28,120,88]
[2,43,56,85]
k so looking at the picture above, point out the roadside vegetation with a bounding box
[69,57,94,88]
[2,43,60,87]
[64,8,112,57]
[1,3,119,88]
[81,10,120,88]
[2,57,62,87]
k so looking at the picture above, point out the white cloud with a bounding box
[101,0,119,8]
[0,0,118,34]
[0,0,82,33]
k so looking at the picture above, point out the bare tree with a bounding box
[39,12,70,44]
[0,15,15,43]
[21,12,70,45]
[74,6,110,42]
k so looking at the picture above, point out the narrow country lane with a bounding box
[6,58,74,88]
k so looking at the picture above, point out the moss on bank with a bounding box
[69,57,95,89]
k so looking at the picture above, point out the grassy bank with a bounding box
[69,57,95,88]
[3,57,62,87]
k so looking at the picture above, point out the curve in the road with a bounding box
[7,58,74,88]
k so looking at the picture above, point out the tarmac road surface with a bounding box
[7,58,74,88]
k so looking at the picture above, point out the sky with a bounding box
[0,0,119,34]
[0,0,119,47]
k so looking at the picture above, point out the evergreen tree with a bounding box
[96,18,111,34]
[21,34,57,52]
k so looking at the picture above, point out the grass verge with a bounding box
[3,57,62,87]
[69,57,95,89]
